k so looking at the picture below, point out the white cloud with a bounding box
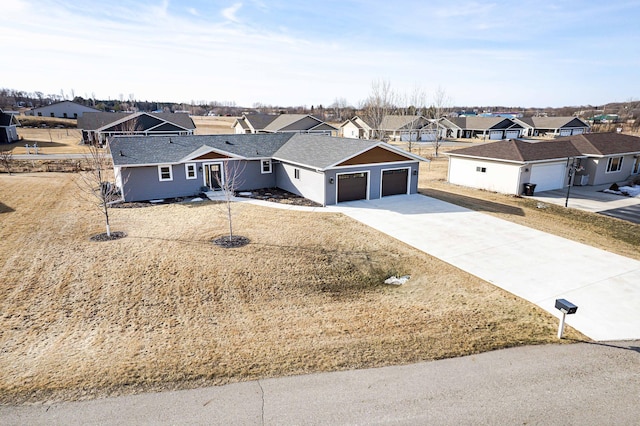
[187,7,199,16]
[222,3,242,23]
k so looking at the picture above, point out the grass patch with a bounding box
[0,173,582,404]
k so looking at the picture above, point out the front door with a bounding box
[204,163,223,190]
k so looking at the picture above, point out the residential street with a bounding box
[2,341,638,425]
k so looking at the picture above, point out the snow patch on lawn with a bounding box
[603,185,640,197]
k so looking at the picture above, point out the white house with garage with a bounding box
[447,133,640,195]
[26,100,100,119]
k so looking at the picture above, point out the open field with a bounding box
[10,127,87,155]
[0,173,583,404]
[192,116,237,135]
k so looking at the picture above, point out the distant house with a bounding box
[447,132,640,195]
[78,112,196,145]
[514,117,590,138]
[378,115,433,141]
[232,113,338,136]
[109,133,427,205]
[339,116,373,139]
[450,116,525,140]
[0,109,20,144]
[25,100,101,119]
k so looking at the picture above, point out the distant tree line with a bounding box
[1,87,638,130]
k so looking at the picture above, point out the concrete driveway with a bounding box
[329,194,640,341]
[530,184,640,223]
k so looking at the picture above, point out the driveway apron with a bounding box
[329,194,640,341]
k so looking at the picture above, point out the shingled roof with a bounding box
[109,133,425,170]
[78,112,195,131]
[555,132,640,156]
[447,139,583,162]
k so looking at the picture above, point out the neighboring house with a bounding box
[109,133,427,206]
[562,132,640,186]
[339,116,373,139]
[25,100,100,119]
[435,117,464,139]
[0,109,20,144]
[232,113,338,136]
[378,115,432,141]
[514,117,590,137]
[450,116,525,140]
[78,112,195,144]
[447,132,640,195]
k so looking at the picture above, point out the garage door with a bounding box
[505,130,520,139]
[559,129,572,137]
[338,172,368,202]
[382,169,409,197]
[489,131,503,140]
[529,163,567,192]
[572,128,584,135]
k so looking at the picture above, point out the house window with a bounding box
[632,157,639,175]
[37,112,42,116]
[185,163,197,180]
[261,159,272,174]
[158,165,173,181]
[476,166,487,173]
[606,156,623,173]
[294,168,300,179]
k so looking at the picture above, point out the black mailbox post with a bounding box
[555,298,578,338]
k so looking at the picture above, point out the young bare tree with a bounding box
[0,150,14,175]
[76,142,124,239]
[397,86,428,152]
[361,79,396,139]
[430,86,452,157]
[212,160,247,245]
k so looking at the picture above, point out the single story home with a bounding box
[340,116,374,139]
[378,115,432,141]
[514,117,590,137]
[232,113,338,136]
[109,133,427,206]
[447,132,640,195]
[563,132,640,186]
[0,109,20,144]
[449,116,526,140]
[78,112,195,145]
[25,100,101,119]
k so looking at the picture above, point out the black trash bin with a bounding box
[523,183,536,196]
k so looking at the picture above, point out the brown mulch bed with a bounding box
[237,188,322,207]
[212,235,250,248]
[89,231,127,242]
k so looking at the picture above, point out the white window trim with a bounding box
[185,163,197,180]
[261,159,272,174]
[294,168,300,179]
[606,156,623,173]
[158,165,173,181]
[631,157,639,175]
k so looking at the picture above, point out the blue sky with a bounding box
[3,0,640,108]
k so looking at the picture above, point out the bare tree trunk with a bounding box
[0,150,13,175]
[213,160,245,241]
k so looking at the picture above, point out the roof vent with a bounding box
[225,140,233,145]
[119,150,124,156]
[169,137,172,143]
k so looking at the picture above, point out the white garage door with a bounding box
[572,128,584,135]
[559,129,572,137]
[505,130,520,139]
[529,163,567,192]
[489,131,503,140]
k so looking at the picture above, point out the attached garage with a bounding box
[337,172,368,202]
[381,168,409,197]
[529,162,567,192]
[489,130,503,140]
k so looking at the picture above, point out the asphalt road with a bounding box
[2,341,639,425]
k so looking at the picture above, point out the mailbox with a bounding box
[555,299,578,315]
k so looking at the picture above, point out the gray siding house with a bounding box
[79,112,195,145]
[0,109,20,144]
[109,133,426,206]
[232,114,338,136]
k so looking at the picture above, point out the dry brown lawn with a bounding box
[192,116,237,135]
[12,127,87,155]
[0,173,583,404]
